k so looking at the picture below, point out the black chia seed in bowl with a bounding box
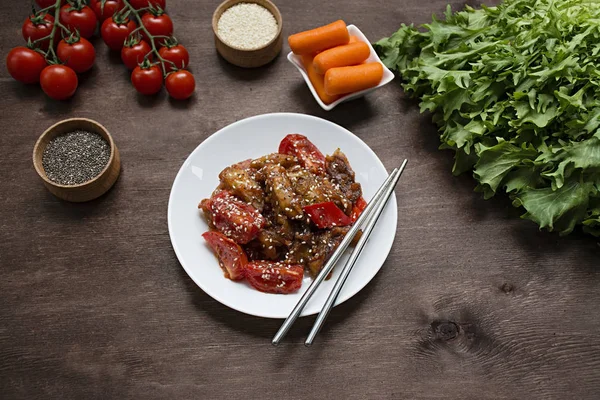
[42,130,111,186]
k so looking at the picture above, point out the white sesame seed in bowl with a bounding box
[217,3,278,50]
[212,0,283,68]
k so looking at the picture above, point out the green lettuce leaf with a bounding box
[375,0,600,236]
[514,180,597,235]
[473,140,537,198]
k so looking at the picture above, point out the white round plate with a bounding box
[168,113,397,318]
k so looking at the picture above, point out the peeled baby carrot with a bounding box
[349,37,367,64]
[301,54,341,105]
[288,20,350,55]
[301,54,313,69]
[313,42,371,75]
[324,62,384,96]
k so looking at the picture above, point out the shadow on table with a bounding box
[510,222,599,266]
[38,173,121,219]
[168,94,198,109]
[105,48,132,81]
[216,52,280,81]
[77,64,100,88]
[136,91,167,108]
[290,82,378,131]
[6,81,43,102]
[174,252,380,343]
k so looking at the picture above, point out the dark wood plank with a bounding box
[1,0,599,399]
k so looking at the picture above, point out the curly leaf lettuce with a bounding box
[375,0,600,236]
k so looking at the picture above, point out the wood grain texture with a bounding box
[1,0,599,399]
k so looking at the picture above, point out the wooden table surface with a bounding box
[2,0,600,399]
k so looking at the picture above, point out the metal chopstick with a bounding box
[305,159,408,346]
[272,163,405,345]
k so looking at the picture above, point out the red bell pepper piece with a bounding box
[303,201,352,229]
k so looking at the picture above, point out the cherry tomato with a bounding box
[36,0,65,7]
[244,261,304,294]
[199,191,265,244]
[202,231,248,281]
[90,0,124,22]
[101,17,136,51]
[22,14,54,50]
[159,44,189,72]
[40,65,78,100]
[57,37,95,73]
[129,0,166,10]
[165,70,195,100]
[131,64,163,95]
[279,134,327,175]
[121,40,151,70]
[59,4,97,39]
[141,12,173,41]
[6,47,47,84]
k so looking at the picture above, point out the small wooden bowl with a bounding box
[212,0,283,68]
[33,118,121,203]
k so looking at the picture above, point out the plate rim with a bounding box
[167,112,397,318]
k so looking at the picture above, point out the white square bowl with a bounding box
[287,24,395,111]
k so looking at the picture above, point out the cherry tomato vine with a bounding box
[118,1,175,77]
[32,0,72,64]
[6,0,194,100]
[106,0,195,98]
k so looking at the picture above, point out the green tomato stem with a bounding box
[44,0,64,63]
[37,4,58,14]
[55,21,71,35]
[121,0,176,77]
[129,25,144,36]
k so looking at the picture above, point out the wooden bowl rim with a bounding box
[32,117,117,189]
[212,0,283,52]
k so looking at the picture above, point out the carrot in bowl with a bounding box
[301,54,313,68]
[324,62,384,96]
[301,54,341,105]
[313,41,371,75]
[288,20,349,55]
[349,36,367,64]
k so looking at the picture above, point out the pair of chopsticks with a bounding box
[272,159,409,346]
